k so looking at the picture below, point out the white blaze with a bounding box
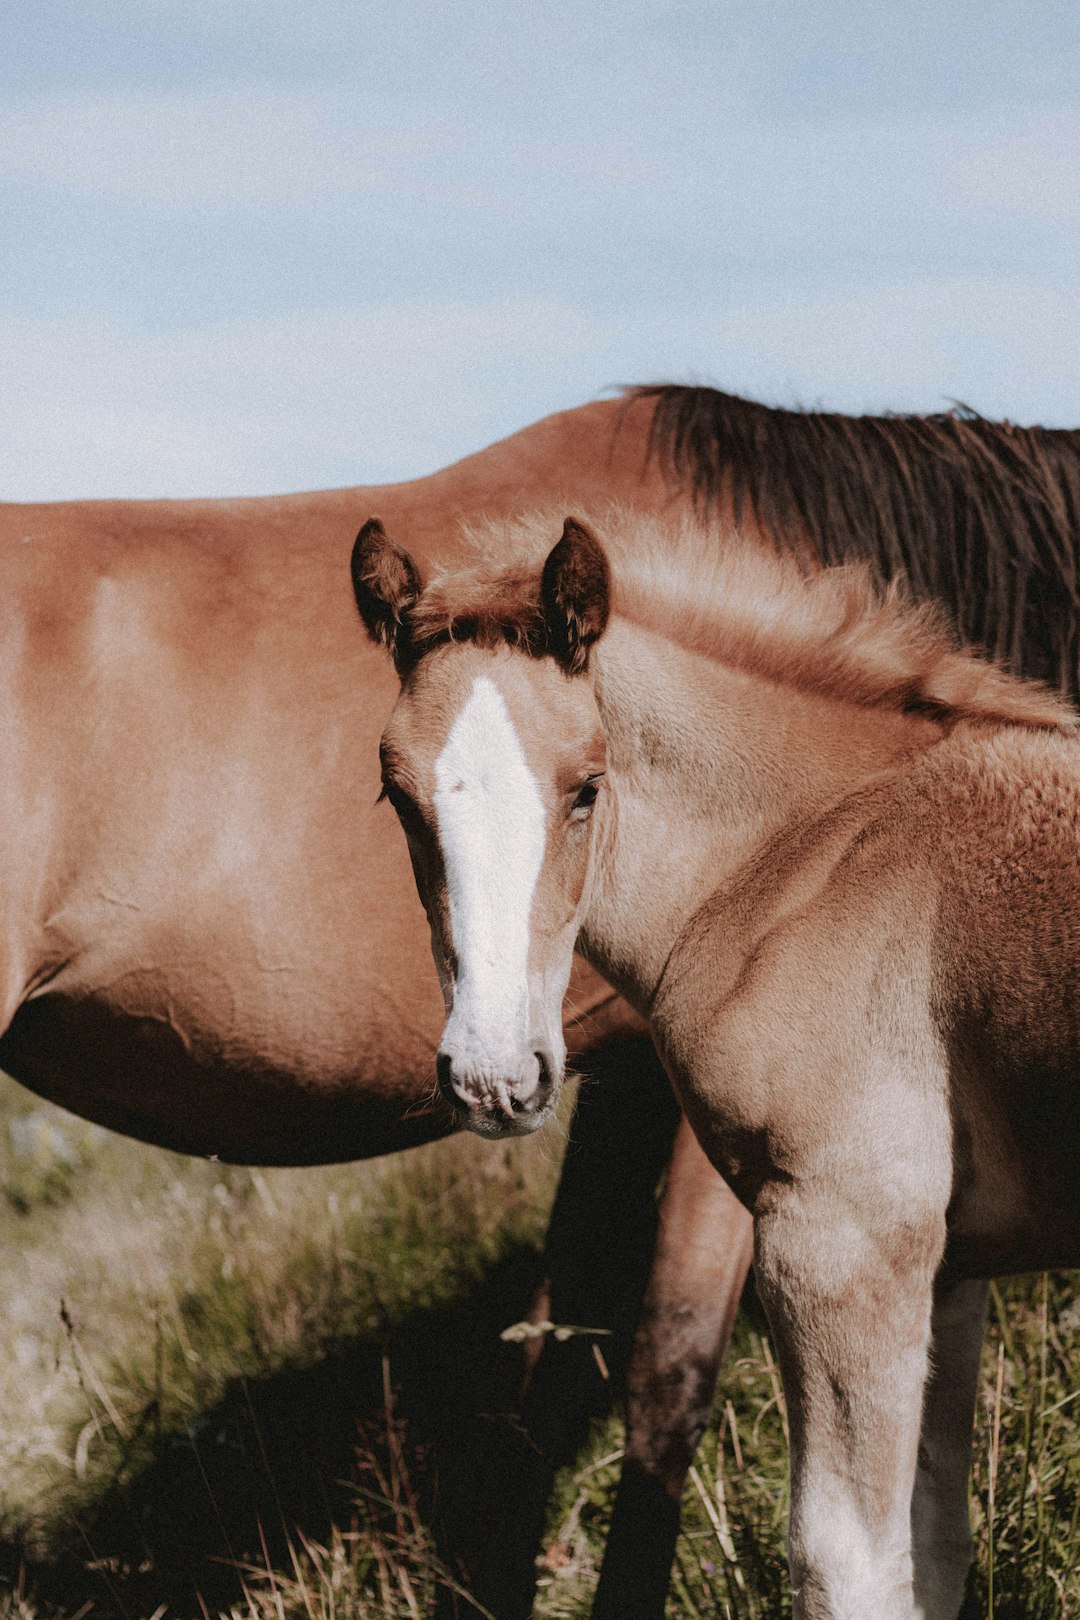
[434,675,546,1056]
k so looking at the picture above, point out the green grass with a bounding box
[0,1072,1075,1619]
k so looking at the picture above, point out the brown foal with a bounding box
[358,508,1079,1620]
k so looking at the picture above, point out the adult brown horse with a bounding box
[2,385,1079,1617]
[0,387,745,1618]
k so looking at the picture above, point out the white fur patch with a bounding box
[434,675,546,1054]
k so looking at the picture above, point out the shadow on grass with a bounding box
[1,1246,626,1620]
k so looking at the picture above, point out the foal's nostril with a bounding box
[436,1050,465,1112]
[507,1050,544,1112]
[532,1050,555,1098]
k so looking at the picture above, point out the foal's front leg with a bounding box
[754,1177,947,1620]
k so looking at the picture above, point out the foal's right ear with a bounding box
[351,518,423,663]
[541,517,610,675]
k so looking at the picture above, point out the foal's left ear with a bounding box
[351,517,423,666]
[541,517,611,675]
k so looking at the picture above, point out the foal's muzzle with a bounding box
[436,1047,560,1137]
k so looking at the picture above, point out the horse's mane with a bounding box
[413,511,1074,733]
[629,384,1080,698]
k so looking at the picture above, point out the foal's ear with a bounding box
[540,517,611,675]
[351,518,422,664]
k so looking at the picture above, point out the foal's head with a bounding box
[353,516,611,1137]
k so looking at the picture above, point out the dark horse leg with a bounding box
[444,1041,752,1620]
[442,1033,678,1617]
[591,1116,754,1620]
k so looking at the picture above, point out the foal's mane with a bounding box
[414,512,1074,733]
[630,384,1080,698]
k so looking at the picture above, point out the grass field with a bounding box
[0,1070,1075,1619]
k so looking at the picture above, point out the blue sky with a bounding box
[3,1,1078,499]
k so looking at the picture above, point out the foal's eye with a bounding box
[381,779,414,818]
[571,775,604,818]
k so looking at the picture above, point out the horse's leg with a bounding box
[754,1176,946,1620]
[591,1116,753,1620]
[910,1275,988,1620]
[450,1034,680,1619]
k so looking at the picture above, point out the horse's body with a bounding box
[6,385,1080,1617]
[359,509,1080,1620]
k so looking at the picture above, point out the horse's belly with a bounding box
[0,922,626,1165]
[0,918,455,1162]
[0,990,455,1163]
[946,1051,1080,1275]
[945,1212,1080,1276]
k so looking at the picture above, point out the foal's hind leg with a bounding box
[911,1275,988,1620]
[591,1116,753,1620]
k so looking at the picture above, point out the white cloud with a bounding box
[4,7,1077,501]
[4,75,1076,288]
[948,111,1080,222]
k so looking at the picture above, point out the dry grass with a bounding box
[0,1071,1076,1618]
[0,1072,563,1613]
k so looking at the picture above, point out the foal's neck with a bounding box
[579,618,941,1012]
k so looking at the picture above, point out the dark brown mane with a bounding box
[630,384,1080,698]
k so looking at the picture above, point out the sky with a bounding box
[3,0,1079,500]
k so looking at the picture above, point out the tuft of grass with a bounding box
[967,1273,1080,1619]
[225,1364,498,1620]
[532,1314,793,1620]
